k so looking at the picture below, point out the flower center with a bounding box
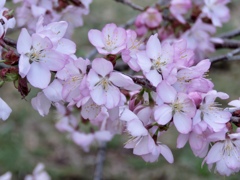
[27,48,43,62]
[98,77,112,91]
[172,100,183,113]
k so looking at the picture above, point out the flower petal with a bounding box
[0,98,12,120]
[88,29,104,48]
[27,62,51,89]
[154,104,172,125]
[146,34,161,60]
[17,28,31,54]
[92,58,113,77]
[173,112,192,134]
[160,144,174,163]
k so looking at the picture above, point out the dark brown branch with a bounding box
[130,76,156,92]
[3,37,17,49]
[114,0,144,11]
[214,39,240,49]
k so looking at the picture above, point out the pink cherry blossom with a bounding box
[81,98,109,125]
[17,28,67,89]
[170,0,192,24]
[173,39,194,68]
[137,34,174,86]
[193,90,231,132]
[56,57,90,104]
[202,0,230,27]
[172,59,213,93]
[120,107,148,137]
[125,134,174,163]
[87,58,140,109]
[177,128,212,158]
[88,23,127,55]
[121,30,144,71]
[204,129,240,176]
[55,103,78,133]
[181,18,216,61]
[154,81,196,134]
[135,7,162,28]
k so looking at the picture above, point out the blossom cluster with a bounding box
[13,0,92,37]
[0,0,239,178]
[27,21,240,176]
[135,0,230,61]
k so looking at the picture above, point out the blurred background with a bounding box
[1,0,240,179]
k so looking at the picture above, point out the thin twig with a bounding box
[210,48,240,63]
[114,0,144,11]
[94,142,107,180]
[218,28,240,39]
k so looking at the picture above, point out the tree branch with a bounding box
[114,0,144,11]
[214,39,240,49]
[94,142,107,180]
[3,37,17,49]
[218,28,240,39]
[210,48,240,63]
[130,76,156,92]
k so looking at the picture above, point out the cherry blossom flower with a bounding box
[181,19,216,61]
[14,0,92,37]
[87,58,140,109]
[172,59,213,93]
[177,127,215,158]
[135,7,162,36]
[55,103,78,133]
[17,28,67,89]
[173,39,194,68]
[0,98,12,120]
[121,30,144,71]
[154,81,196,134]
[193,90,231,132]
[204,129,240,176]
[120,107,173,163]
[170,0,192,24]
[202,0,230,27]
[125,134,174,163]
[120,108,148,137]
[137,34,174,86]
[56,57,90,104]
[88,23,127,55]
